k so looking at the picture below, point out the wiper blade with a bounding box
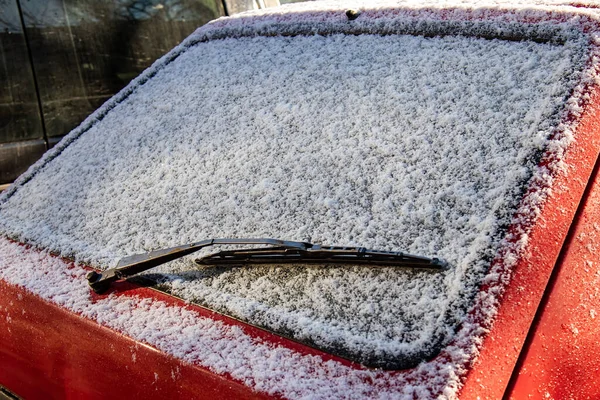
[197,244,446,267]
[86,238,447,293]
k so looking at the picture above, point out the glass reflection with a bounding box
[0,0,44,143]
[20,0,224,138]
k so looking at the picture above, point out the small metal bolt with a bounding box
[86,271,110,294]
[346,9,360,21]
[86,270,100,283]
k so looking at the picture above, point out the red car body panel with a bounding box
[2,6,600,400]
[0,279,270,400]
[507,125,600,398]
[460,87,600,399]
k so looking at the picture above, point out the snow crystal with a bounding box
[1,0,600,398]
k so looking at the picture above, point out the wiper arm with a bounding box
[86,238,447,293]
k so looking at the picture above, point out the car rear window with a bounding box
[0,25,585,368]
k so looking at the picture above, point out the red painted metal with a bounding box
[87,273,358,368]
[0,279,274,400]
[507,140,600,399]
[459,87,600,399]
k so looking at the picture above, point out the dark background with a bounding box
[0,0,227,184]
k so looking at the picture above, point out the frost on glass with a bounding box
[0,32,579,368]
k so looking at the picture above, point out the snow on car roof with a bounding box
[1,0,600,397]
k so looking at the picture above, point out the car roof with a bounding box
[1,0,600,397]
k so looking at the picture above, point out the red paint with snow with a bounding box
[0,279,271,400]
[1,274,330,399]
[506,129,600,398]
[460,88,600,399]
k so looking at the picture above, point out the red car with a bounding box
[1,1,600,398]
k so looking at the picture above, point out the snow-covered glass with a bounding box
[0,27,584,368]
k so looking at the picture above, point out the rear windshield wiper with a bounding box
[86,238,447,293]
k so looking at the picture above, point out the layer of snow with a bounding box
[1,0,600,398]
[0,236,485,398]
[0,31,581,368]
